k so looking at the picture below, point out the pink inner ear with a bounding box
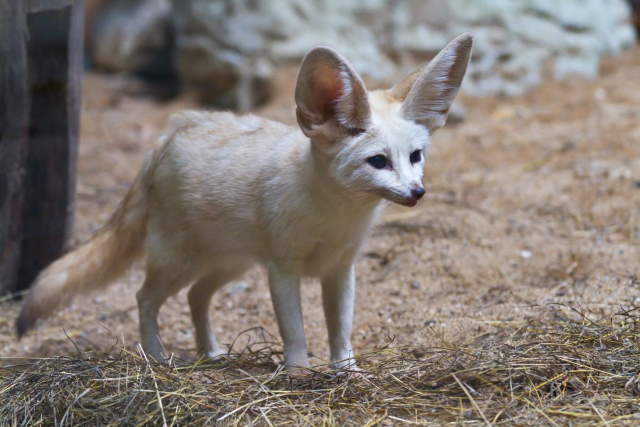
[312,64,344,120]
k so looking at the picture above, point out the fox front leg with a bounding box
[267,264,310,374]
[321,263,357,370]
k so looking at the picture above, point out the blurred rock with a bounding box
[92,0,636,108]
[92,0,171,75]
[171,0,275,110]
[170,0,394,109]
[390,0,636,96]
[265,0,395,81]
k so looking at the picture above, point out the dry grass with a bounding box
[2,304,640,425]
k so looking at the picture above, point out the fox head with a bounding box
[295,34,473,207]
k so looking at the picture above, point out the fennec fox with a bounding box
[17,34,472,373]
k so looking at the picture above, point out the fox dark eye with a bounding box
[410,149,422,164]
[367,155,388,169]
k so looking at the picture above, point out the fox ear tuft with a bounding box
[393,33,473,133]
[295,47,371,140]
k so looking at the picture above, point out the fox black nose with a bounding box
[411,187,425,199]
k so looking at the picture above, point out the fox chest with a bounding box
[271,215,372,277]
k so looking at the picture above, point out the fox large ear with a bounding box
[391,33,473,133]
[295,47,371,141]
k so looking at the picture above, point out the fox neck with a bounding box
[303,138,382,216]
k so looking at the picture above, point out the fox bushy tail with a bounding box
[15,151,159,338]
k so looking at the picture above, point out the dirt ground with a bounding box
[2,48,640,370]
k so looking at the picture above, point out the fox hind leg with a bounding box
[188,265,250,360]
[136,263,190,361]
[188,275,228,359]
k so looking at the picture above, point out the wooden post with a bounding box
[629,0,640,37]
[0,0,30,295]
[0,0,82,295]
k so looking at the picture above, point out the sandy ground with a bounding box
[2,48,640,367]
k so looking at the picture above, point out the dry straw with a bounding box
[2,304,639,425]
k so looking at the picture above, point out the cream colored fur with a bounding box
[16,34,473,373]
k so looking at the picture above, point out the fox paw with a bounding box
[198,348,229,362]
[331,361,369,379]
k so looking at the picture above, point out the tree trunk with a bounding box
[0,0,82,295]
[0,0,30,295]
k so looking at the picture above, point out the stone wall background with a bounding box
[89,0,637,110]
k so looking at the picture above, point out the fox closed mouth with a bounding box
[399,198,419,207]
